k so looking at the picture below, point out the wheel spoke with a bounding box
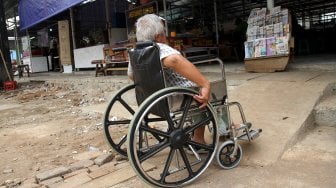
[107,119,131,126]
[186,140,214,152]
[178,96,193,129]
[178,148,194,177]
[160,148,175,183]
[139,141,170,163]
[116,135,127,148]
[118,97,135,115]
[140,125,170,138]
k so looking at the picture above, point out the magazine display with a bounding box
[245,6,290,59]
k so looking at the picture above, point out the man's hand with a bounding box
[193,87,210,108]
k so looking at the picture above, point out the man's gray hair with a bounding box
[135,14,164,42]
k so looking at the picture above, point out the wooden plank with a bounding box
[58,20,72,65]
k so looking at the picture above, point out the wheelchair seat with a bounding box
[128,41,171,118]
[128,41,166,104]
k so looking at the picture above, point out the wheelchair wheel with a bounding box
[216,140,242,169]
[103,84,136,156]
[127,87,219,188]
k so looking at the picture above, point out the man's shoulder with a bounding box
[157,43,171,49]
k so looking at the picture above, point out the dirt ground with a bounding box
[0,81,111,186]
[1,81,336,188]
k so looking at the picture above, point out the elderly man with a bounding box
[127,14,211,146]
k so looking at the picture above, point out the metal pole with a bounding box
[70,8,77,49]
[105,0,111,45]
[163,0,168,36]
[267,0,274,10]
[13,9,21,65]
[214,0,219,45]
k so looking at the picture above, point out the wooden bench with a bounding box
[91,60,106,77]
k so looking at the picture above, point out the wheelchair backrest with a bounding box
[128,42,169,117]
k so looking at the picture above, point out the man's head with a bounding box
[136,14,166,43]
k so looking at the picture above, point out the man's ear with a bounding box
[154,34,160,42]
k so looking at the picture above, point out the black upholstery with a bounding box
[128,42,169,117]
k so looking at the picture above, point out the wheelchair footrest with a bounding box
[238,129,262,141]
[235,122,252,131]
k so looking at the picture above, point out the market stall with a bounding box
[244,6,294,72]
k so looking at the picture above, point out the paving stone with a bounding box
[35,166,70,182]
[87,167,110,179]
[40,176,63,187]
[69,159,94,171]
[87,165,99,172]
[81,162,155,188]
[94,153,114,166]
[51,172,92,188]
[72,151,104,161]
[20,178,37,185]
[63,168,89,179]
[17,183,40,188]
[87,161,129,179]
[115,154,128,161]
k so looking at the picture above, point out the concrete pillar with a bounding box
[267,0,274,10]
[0,0,12,85]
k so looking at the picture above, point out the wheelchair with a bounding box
[103,42,262,187]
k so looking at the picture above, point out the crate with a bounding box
[4,81,17,91]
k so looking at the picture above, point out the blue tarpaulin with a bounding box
[19,0,85,30]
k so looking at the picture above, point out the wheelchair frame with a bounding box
[103,43,261,187]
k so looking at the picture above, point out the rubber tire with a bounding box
[127,87,219,188]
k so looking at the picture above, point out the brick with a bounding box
[53,172,92,188]
[69,159,94,171]
[40,176,63,187]
[63,168,89,179]
[35,166,70,182]
[94,153,114,166]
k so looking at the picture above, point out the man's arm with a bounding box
[162,54,210,108]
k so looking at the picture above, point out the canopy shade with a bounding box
[19,0,85,30]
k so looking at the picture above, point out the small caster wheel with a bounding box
[216,140,242,169]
